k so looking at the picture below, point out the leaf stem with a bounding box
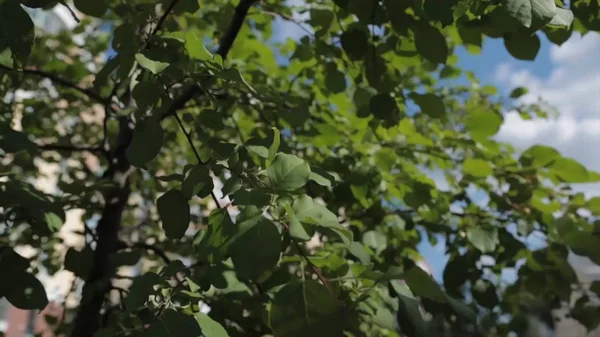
[173,112,222,208]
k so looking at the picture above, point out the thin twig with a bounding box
[37,143,107,156]
[173,112,222,208]
[0,65,108,105]
[280,222,344,307]
[150,0,181,38]
[130,242,172,265]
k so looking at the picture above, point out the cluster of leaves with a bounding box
[1,0,600,337]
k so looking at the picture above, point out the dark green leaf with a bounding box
[157,189,190,239]
[5,271,48,310]
[73,0,107,17]
[182,165,210,199]
[340,27,369,60]
[230,219,281,281]
[126,119,164,168]
[370,93,400,121]
[64,247,93,280]
[0,0,35,65]
[414,24,448,64]
[270,280,343,337]
[510,87,529,98]
[404,265,447,303]
[504,33,541,60]
[410,93,446,118]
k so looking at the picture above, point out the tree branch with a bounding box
[160,0,258,121]
[0,64,109,105]
[128,241,172,265]
[37,143,107,156]
[150,0,180,38]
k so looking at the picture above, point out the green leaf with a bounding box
[132,80,163,111]
[246,128,280,159]
[467,227,499,253]
[0,0,35,66]
[505,0,557,29]
[373,307,397,330]
[504,33,541,60]
[172,0,200,14]
[586,197,600,215]
[340,27,369,60]
[146,309,202,336]
[463,158,493,177]
[519,144,560,167]
[20,0,56,8]
[157,189,190,240]
[184,30,214,62]
[270,280,343,337]
[414,24,448,64]
[410,93,446,118]
[287,207,312,241]
[267,153,311,191]
[591,281,600,296]
[348,241,371,265]
[230,219,281,281]
[465,109,503,140]
[445,294,477,323]
[217,68,256,93]
[292,195,339,228]
[196,312,230,337]
[73,0,107,17]
[362,230,387,254]
[44,212,63,233]
[510,86,529,98]
[126,119,164,168]
[181,165,210,199]
[125,272,167,311]
[5,271,48,310]
[64,247,93,280]
[549,157,589,183]
[194,208,236,261]
[0,128,36,153]
[94,328,117,337]
[370,93,400,121]
[548,8,574,28]
[564,231,600,265]
[394,284,428,337]
[325,64,347,94]
[404,265,447,303]
[135,53,170,75]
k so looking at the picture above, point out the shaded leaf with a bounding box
[270,280,344,337]
[157,189,190,239]
[126,119,164,168]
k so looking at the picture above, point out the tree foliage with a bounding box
[1,0,599,336]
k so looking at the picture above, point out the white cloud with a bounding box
[494,32,600,196]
